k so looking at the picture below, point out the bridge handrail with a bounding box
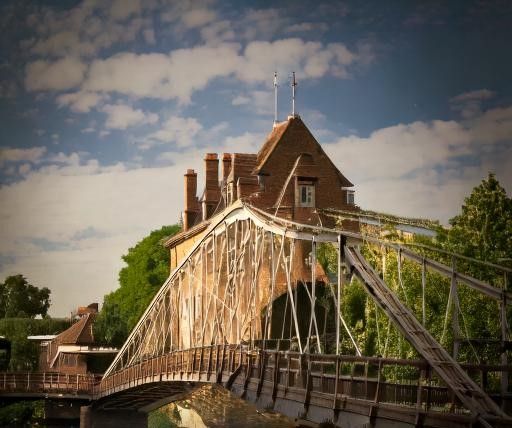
[248,203,512,274]
[0,371,101,395]
[95,346,512,423]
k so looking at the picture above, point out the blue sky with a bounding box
[1,0,511,317]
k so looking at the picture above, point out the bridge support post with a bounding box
[80,406,147,428]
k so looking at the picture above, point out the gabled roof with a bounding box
[253,116,353,187]
[254,119,291,174]
[53,313,96,346]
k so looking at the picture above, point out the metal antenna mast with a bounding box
[291,72,297,117]
[274,71,278,126]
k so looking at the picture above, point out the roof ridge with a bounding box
[76,313,92,343]
[254,118,293,174]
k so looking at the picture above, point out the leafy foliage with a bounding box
[0,401,44,426]
[0,318,70,370]
[94,225,180,346]
[327,173,511,365]
[439,173,512,262]
[0,275,51,318]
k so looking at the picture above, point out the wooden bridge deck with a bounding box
[1,348,511,426]
[94,346,512,427]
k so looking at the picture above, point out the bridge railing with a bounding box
[96,345,511,415]
[0,371,100,395]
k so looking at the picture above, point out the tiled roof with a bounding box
[254,116,353,187]
[254,119,291,174]
[53,313,96,346]
[46,313,97,367]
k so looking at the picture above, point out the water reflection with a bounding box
[153,384,296,428]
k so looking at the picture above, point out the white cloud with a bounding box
[82,38,370,103]
[0,127,262,316]
[182,8,217,28]
[471,106,512,144]
[0,164,179,316]
[232,95,250,105]
[56,91,105,113]
[231,90,272,115]
[329,120,472,181]
[200,20,235,45]
[51,152,81,166]
[0,146,47,165]
[18,164,32,176]
[101,104,159,129]
[285,22,329,33]
[31,30,95,57]
[109,0,141,21]
[84,45,241,102]
[237,39,365,82]
[149,116,203,147]
[450,89,495,119]
[25,57,87,91]
[241,8,284,40]
[450,89,495,104]
[325,106,512,222]
[26,0,151,57]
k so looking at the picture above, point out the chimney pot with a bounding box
[222,153,232,182]
[203,154,220,220]
[183,169,198,231]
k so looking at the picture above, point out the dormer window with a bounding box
[296,179,315,207]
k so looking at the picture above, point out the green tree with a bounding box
[346,173,511,364]
[94,225,180,346]
[0,275,51,318]
[439,173,512,263]
[0,318,70,370]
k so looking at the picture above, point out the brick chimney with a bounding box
[222,153,232,182]
[183,169,199,231]
[202,153,221,220]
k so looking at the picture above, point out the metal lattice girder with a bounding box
[344,246,507,423]
[102,200,510,425]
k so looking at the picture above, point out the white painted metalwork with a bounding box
[101,200,511,425]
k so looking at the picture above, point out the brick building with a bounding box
[165,115,358,271]
[32,304,117,375]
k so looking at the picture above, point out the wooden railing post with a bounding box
[333,355,340,409]
[272,351,280,401]
[416,365,425,409]
[374,360,382,404]
[207,346,213,381]
[257,350,266,398]
[244,351,252,392]
[303,355,312,411]
[285,352,291,393]
[425,366,432,411]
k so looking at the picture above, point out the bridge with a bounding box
[2,201,511,427]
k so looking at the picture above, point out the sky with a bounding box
[0,0,511,317]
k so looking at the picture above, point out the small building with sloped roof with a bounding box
[33,307,117,375]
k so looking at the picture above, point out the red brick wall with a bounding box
[252,118,356,225]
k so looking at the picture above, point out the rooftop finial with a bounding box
[273,71,278,127]
[291,72,297,117]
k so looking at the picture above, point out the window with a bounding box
[297,183,315,207]
[346,190,355,205]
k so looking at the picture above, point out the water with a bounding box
[152,384,297,428]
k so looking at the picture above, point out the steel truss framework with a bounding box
[103,201,511,425]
